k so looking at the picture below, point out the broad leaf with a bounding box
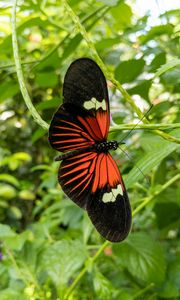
[110,2,133,30]
[0,174,20,188]
[39,240,87,292]
[125,130,180,188]
[0,224,16,238]
[128,80,152,100]
[139,24,173,44]
[115,59,145,83]
[154,59,180,78]
[93,268,117,299]
[113,232,166,284]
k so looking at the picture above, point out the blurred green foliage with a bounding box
[0,0,180,299]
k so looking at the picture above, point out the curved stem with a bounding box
[11,0,49,130]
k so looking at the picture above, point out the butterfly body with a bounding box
[49,58,132,242]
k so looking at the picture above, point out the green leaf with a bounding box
[5,230,32,251]
[12,152,31,162]
[149,52,166,72]
[9,206,22,220]
[97,0,119,6]
[118,292,133,300]
[148,101,171,119]
[128,80,151,100]
[168,255,180,292]
[161,68,180,90]
[39,240,87,291]
[139,24,173,44]
[0,184,17,199]
[0,289,27,300]
[0,174,20,188]
[35,97,61,111]
[154,59,180,78]
[0,17,51,53]
[31,127,46,143]
[159,282,179,298]
[96,37,120,52]
[93,268,116,299]
[0,81,19,103]
[154,202,180,229]
[111,2,133,30]
[61,34,82,61]
[35,51,61,72]
[0,224,16,238]
[158,253,180,299]
[113,232,166,284]
[35,71,59,88]
[19,190,35,201]
[30,164,54,172]
[125,130,180,188]
[115,59,145,83]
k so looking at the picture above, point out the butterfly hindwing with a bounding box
[58,151,98,208]
[87,183,131,243]
[58,150,131,242]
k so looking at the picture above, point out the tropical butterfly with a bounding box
[49,58,131,242]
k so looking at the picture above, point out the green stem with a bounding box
[12,0,49,130]
[62,0,180,144]
[65,173,180,298]
[109,123,180,132]
[64,240,109,299]
[132,173,180,216]
[4,243,47,298]
[4,243,29,286]
[0,60,41,70]
[133,283,155,299]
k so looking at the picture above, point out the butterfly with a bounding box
[49,58,131,242]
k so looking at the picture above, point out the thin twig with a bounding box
[109,123,180,132]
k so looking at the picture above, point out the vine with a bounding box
[12,0,49,130]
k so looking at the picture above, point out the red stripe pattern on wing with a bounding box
[58,151,124,209]
[49,106,109,152]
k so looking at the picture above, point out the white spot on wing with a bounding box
[102,184,123,203]
[83,97,106,111]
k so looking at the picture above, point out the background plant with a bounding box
[0,0,180,299]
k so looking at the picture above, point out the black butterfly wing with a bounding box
[49,58,110,151]
[87,152,131,242]
[63,58,109,113]
[49,58,131,242]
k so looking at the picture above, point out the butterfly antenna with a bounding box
[120,104,153,143]
[118,145,149,185]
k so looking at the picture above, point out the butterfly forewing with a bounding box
[49,105,95,152]
[63,58,109,111]
[49,58,132,242]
